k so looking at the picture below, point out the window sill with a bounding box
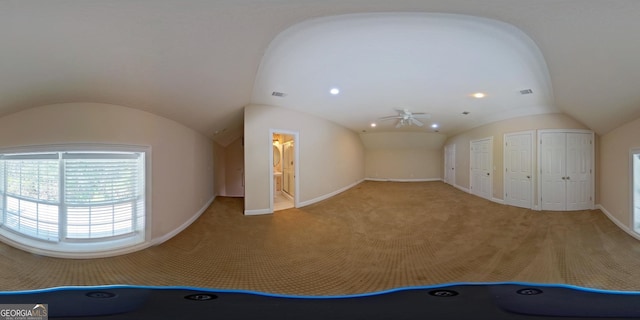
[0,230,149,259]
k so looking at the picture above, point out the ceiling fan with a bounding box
[378,108,431,128]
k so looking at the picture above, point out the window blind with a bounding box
[64,153,144,239]
[0,150,146,246]
[1,156,59,241]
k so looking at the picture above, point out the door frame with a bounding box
[269,129,300,213]
[469,136,493,201]
[631,147,640,234]
[503,130,535,209]
[536,129,594,211]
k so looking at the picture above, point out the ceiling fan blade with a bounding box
[411,118,424,126]
[411,113,431,119]
[379,115,402,121]
[395,120,404,128]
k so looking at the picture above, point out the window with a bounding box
[634,150,640,234]
[0,146,148,257]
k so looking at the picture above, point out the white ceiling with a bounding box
[252,12,556,135]
[1,1,639,145]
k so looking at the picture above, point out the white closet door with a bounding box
[565,133,592,210]
[504,132,533,209]
[539,131,593,211]
[470,138,492,200]
[444,144,455,185]
[540,132,567,211]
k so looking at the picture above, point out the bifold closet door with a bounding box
[540,133,567,211]
[565,133,592,210]
[540,132,592,211]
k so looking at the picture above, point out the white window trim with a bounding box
[632,148,640,235]
[0,143,152,259]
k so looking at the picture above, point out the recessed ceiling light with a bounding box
[370,123,377,128]
[472,92,486,98]
[329,88,340,95]
[431,124,439,128]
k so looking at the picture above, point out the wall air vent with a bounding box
[272,91,287,97]
[520,89,533,95]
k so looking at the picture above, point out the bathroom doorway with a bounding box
[271,131,297,211]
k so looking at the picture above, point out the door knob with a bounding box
[561,177,566,180]
[527,176,530,179]
[566,176,570,180]
[486,173,490,176]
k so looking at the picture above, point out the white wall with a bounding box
[244,104,365,213]
[599,116,640,235]
[0,103,214,244]
[361,132,446,181]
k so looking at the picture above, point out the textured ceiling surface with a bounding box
[1,1,639,145]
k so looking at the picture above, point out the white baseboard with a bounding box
[448,182,503,205]
[153,195,216,245]
[244,208,272,216]
[365,178,442,182]
[298,179,364,207]
[596,204,640,241]
[364,179,504,205]
[224,194,244,198]
[280,191,294,201]
[452,183,470,194]
[0,236,154,259]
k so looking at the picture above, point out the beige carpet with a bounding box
[2,181,640,296]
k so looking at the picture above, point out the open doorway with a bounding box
[271,131,297,211]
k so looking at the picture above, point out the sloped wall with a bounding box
[0,102,214,244]
[599,116,640,235]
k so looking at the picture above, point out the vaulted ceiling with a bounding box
[252,12,556,135]
[1,1,639,146]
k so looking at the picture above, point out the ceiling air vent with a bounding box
[272,91,287,97]
[520,89,533,95]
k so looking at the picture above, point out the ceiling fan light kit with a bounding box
[378,108,431,128]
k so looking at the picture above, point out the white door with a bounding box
[283,141,295,196]
[504,131,534,209]
[470,138,492,200]
[565,133,592,210]
[444,144,455,185]
[540,132,567,211]
[539,131,593,211]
